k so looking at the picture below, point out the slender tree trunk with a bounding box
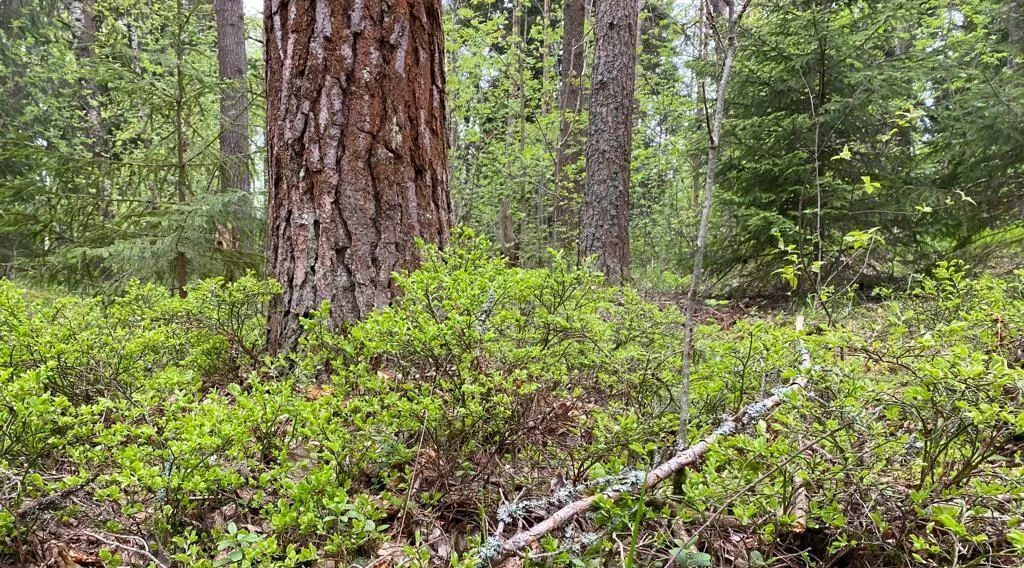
[689,0,707,210]
[578,0,637,284]
[678,0,749,445]
[69,0,111,220]
[264,0,453,354]
[1,0,21,30]
[500,0,525,264]
[172,0,190,297]
[536,0,551,239]
[552,0,586,246]
[540,0,552,116]
[69,0,100,141]
[1011,0,1019,215]
[214,0,252,251]
[517,6,528,261]
[1011,0,1023,216]
[512,0,528,263]
[126,19,160,210]
[1010,0,1023,68]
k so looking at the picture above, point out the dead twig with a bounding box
[82,531,168,568]
[481,340,812,564]
[13,474,97,522]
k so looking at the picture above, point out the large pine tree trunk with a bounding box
[552,0,586,246]
[264,0,452,353]
[214,0,252,250]
[578,0,637,284]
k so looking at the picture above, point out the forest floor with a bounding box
[2,247,1024,567]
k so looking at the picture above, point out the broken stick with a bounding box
[481,335,811,564]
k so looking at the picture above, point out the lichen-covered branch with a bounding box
[482,340,810,564]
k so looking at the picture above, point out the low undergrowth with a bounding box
[1,233,1023,567]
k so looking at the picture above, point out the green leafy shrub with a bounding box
[287,231,688,524]
[0,276,278,403]
[2,244,1023,567]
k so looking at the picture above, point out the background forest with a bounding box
[3,0,1022,294]
[2,0,1024,567]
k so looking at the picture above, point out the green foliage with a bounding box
[0,0,263,289]
[2,0,1023,563]
[4,0,1020,298]
[713,0,1024,290]
[446,0,572,263]
[0,275,278,402]
[443,0,1023,293]
[294,231,686,510]
[2,238,1024,567]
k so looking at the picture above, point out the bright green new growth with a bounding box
[2,237,1023,566]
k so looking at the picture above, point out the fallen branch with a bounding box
[788,459,809,534]
[83,531,168,568]
[14,474,97,521]
[481,342,811,564]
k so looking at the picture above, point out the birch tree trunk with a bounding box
[679,0,749,444]
[264,0,452,354]
[578,0,638,284]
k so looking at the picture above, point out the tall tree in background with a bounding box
[1,0,261,288]
[69,0,110,220]
[1010,0,1024,213]
[552,0,586,246]
[578,0,637,284]
[171,0,190,295]
[213,0,252,252]
[0,0,20,28]
[2,0,1021,300]
[264,0,453,353]
[1010,0,1023,67]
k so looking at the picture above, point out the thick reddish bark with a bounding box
[214,0,252,249]
[578,0,637,284]
[551,0,586,246]
[264,0,452,353]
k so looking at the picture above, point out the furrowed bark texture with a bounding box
[264,0,452,353]
[578,0,637,284]
[214,0,252,249]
